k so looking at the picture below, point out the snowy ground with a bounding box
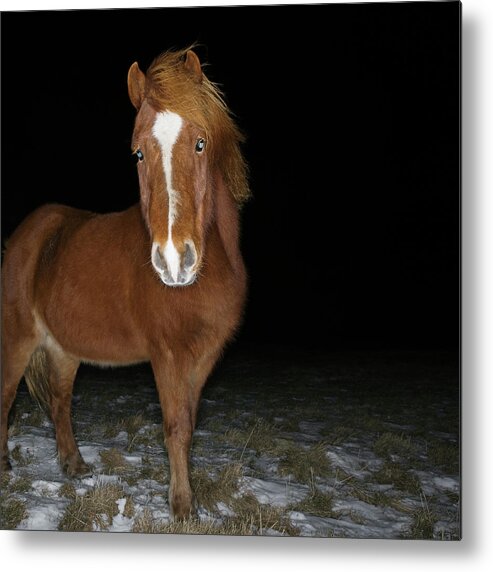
[1,347,460,539]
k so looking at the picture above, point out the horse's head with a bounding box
[127,50,214,287]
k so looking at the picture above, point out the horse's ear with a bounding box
[184,50,202,83]
[128,62,146,110]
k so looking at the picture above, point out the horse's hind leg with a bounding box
[1,334,39,472]
[45,347,90,477]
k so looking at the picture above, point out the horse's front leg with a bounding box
[151,349,199,520]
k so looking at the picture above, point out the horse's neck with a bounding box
[213,172,244,273]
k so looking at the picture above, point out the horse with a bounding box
[1,47,249,520]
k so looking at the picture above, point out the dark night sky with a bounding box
[0,3,460,351]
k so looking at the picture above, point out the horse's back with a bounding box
[2,204,93,303]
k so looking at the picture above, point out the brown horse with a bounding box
[1,47,249,520]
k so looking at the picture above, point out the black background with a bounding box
[0,3,460,352]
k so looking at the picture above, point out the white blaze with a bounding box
[152,111,183,281]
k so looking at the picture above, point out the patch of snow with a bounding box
[123,455,142,466]
[31,480,62,496]
[18,502,64,531]
[240,476,308,507]
[78,445,102,464]
[107,498,134,532]
[433,476,460,492]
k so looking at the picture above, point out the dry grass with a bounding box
[132,510,251,536]
[10,444,35,467]
[427,441,459,473]
[58,482,78,500]
[101,414,150,449]
[220,416,286,457]
[403,493,437,539]
[99,448,131,476]
[374,432,418,459]
[290,488,335,518]
[4,474,32,494]
[132,497,299,536]
[374,461,422,494]
[321,425,358,446]
[192,462,243,512]
[350,485,413,513]
[9,406,47,431]
[58,483,134,532]
[138,455,168,484]
[0,472,29,529]
[0,497,28,529]
[230,493,299,536]
[350,414,386,433]
[278,442,332,484]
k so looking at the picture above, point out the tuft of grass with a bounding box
[192,462,243,513]
[190,463,299,535]
[122,414,149,451]
[276,416,301,433]
[350,485,412,513]
[374,432,417,460]
[220,416,285,457]
[58,482,78,500]
[138,456,168,484]
[58,483,134,532]
[348,510,367,525]
[132,494,299,536]
[25,408,48,428]
[230,493,300,536]
[99,448,131,476]
[427,441,459,473]
[351,414,386,433]
[0,497,28,529]
[1,473,32,494]
[374,462,422,494]
[9,402,48,432]
[200,415,229,433]
[101,417,126,439]
[321,425,358,446]
[278,442,331,484]
[290,488,335,518]
[132,511,250,536]
[0,472,31,529]
[404,494,437,539]
[130,424,163,451]
[10,444,35,467]
[0,472,11,489]
[132,508,168,534]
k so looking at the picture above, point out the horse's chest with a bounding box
[150,275,244,351]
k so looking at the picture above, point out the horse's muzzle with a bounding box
[151,240,198,287]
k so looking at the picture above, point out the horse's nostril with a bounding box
[152,244,166,272]
[183,242,196,270]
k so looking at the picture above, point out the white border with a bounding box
[1,0,492,571]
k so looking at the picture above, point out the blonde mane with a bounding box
[145,47,250,205]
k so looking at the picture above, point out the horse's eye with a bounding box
[135,148,144,162]
[195,138,206,153]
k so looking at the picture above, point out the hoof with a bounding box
[169,493,196,521]
[62,455,92,478]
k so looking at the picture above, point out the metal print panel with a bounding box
[0,2,460,538]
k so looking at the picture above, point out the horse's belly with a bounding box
[39,304,148,365]
[37,274,149,365]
